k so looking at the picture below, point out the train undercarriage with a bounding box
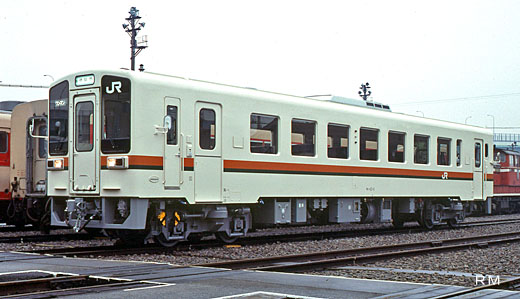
[55,196,468,246]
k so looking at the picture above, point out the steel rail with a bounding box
[198,231,520,272]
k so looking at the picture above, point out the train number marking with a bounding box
[442,172,449,180]
[106,81,122,94]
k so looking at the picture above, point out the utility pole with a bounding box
[358,82,371,101]
[123,7,147,71]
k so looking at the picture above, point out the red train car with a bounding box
[0,111,11,223]
[492,147,520,213]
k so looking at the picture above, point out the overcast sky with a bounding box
[2,1,519,134]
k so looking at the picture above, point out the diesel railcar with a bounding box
[9,100,48,228]
[0,100,48,228]
[0,111,12,223]
[48,70,493,246]
[490,147,520,213]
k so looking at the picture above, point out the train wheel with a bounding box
[154,234,179,247]
[215,232,239,244]
[422,219,434,230]
[187,233,203,243]
[392,218,405,228]
[447,218,460,228]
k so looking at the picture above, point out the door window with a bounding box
[75,101,94,152]
[475,143,482,168]
[200,109,215,150]
[166,105,178,145]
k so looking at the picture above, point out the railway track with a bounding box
[2,217,519,247]
[0,232,95,244]
[23,218,520,257]
[198,230,520,272]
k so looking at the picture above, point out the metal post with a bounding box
[487,114,495,141]
[123,7,147,71]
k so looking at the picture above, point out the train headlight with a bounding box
[48,158,64,170]
[107,156,128,169]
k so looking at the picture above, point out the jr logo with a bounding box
[106,81,122,94]
[441,172,449,180]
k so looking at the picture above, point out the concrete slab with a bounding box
[1,251,519,299]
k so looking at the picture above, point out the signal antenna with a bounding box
[358,82,372,101]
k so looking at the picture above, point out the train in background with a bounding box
[490,147,520,214]
[0,100,48,229]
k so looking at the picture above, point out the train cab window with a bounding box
[485,143,489,158]
[456,139,462,166]
[0,131,7,153]
[49,81,69,156]
[200,109,216,150]
[388,131,405,163]
[38,126,47,158]
[75,102,94,152]
[414,135,429,164]
[101,76,131,154]
[327,123,349,159]
[166,106,178,145]
[250,114,278,154]
[291,119,316,156]
[437,138,451,166]
[360,128,379,161]
[475,143,481,168]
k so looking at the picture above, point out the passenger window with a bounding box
[250,114,278,154]
[291,119,316,156]
[388,131,405,163]
[39,126,47,158]
[199,109,216,150]
[456,139,462,166]
[437,137,451,166]
[166,106,178,145]
[360,128,379,161]
[475,143,481,168]
[328,123,349,159]
[414,135,429,164]
[75,101,94,152]
[0,131,7,153]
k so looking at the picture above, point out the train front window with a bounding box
[49,81,69,156]
[38,126,47,158]
[101,76,131,154]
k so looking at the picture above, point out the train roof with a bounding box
[54,69,491,137]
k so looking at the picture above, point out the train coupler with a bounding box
[65,198,101,232]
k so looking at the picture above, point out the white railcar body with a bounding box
[48,70,493,244]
